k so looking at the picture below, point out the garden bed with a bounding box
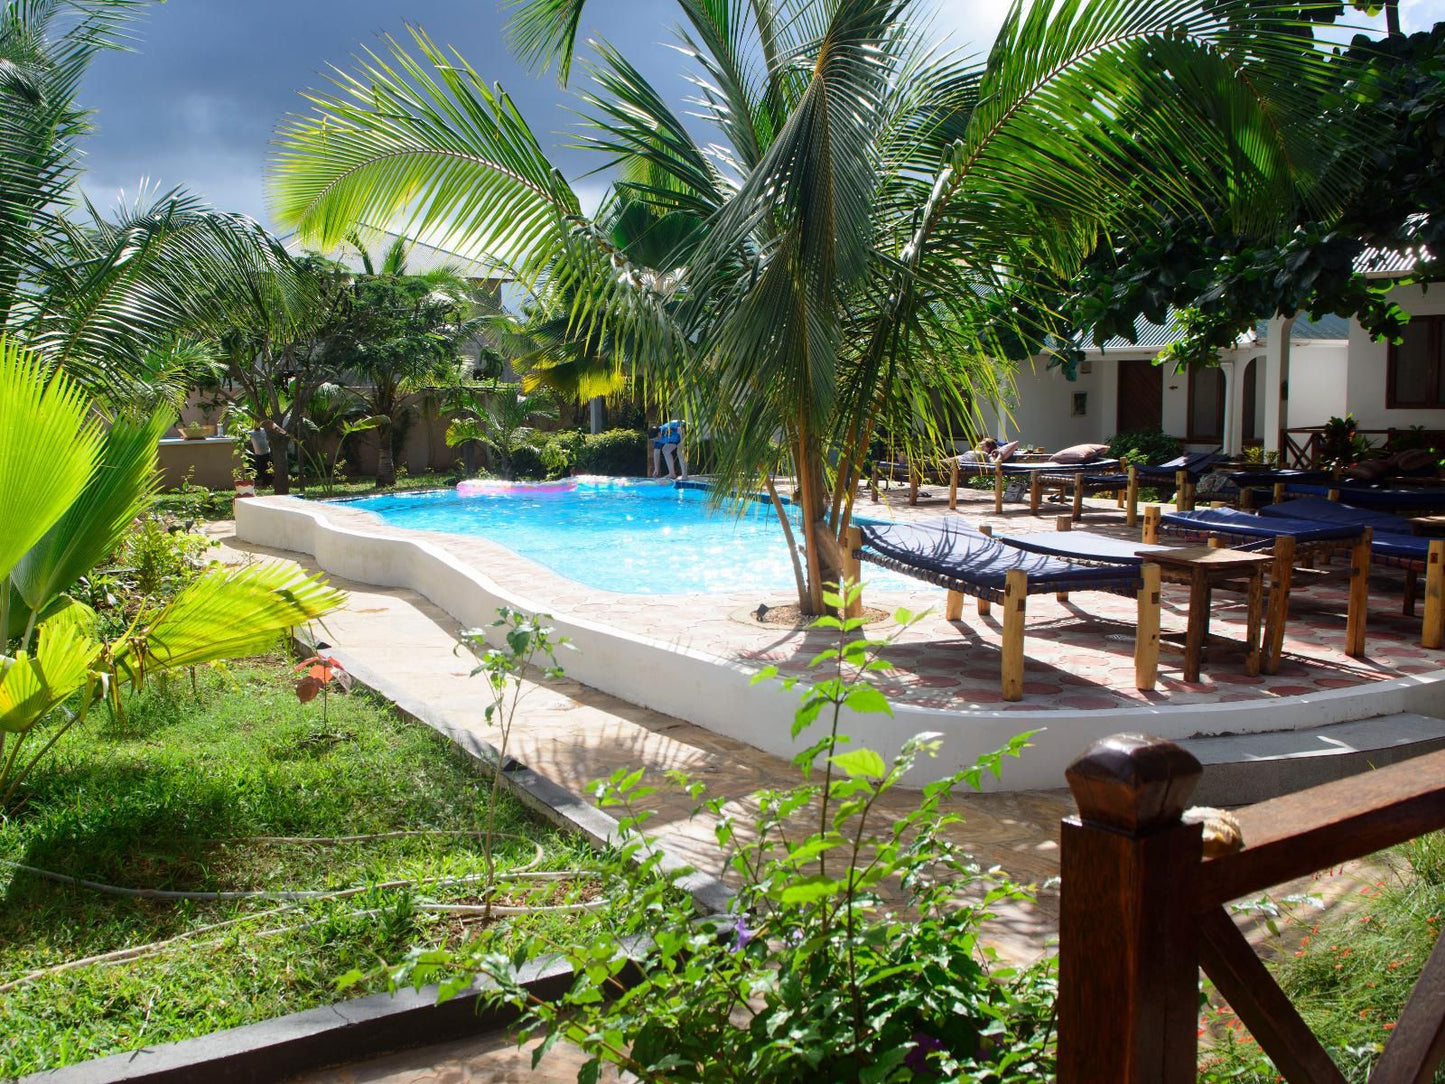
[0,657,594,1078]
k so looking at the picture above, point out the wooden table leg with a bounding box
[1072,471,1085,521]
[1030,472,1043,515]
[948,460,959,511]
[1244,567,1264,676]
[994,465,1005,515]
[1263,535,1296,674]
[1126,466,1139,527]
[1345,528,1371,658]
[1135,562,1161,691]
[1184,568,1211,683]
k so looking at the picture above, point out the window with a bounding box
[1389,315,1445,408]
[1187,366,1225,442]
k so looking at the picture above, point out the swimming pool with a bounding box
[343,480,909,596]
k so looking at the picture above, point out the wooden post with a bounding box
[1142,505,1161,545]
[977,524,994,616]
[1424,540,1445,650]
[1001,569,1027,701]
[1240,485,1254,511]
[869,464,879,503]
[994,464,1005,515]
[1244,565,1264,677]
[1058,735,1204,1084]
[1135,563,1161,690]
[1176,469,1191,511]
[1273,481,1286,506]
[843,526,864,619]
[1264,533,1296,674]
[1183,566,1211,683]
[948,459,959,511]
[1116,459,1128,507]
[909,466,920,506]
[1055,516,1073,602]
[1072,471,1085,521]
[1030,471,1043,515]
[1345,528,1371,657]
[1126,465,1140,527]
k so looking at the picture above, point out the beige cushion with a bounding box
[1343,459,1390,482]
[1393,447,1437,475]
[1050,442,1110,465]
[995,440,1020,463]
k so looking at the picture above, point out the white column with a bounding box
[1262,315,1295,456]
[1219,357,1238,455]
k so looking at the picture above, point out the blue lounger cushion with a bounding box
[1371,533,1435,563]
[1134,451,1226,481]
[856,521,1140,594]
[1259,497,1417,536]
[1160,508,1363,545]
[1227,469,1333,487]
[1281,484,1445,512]
[997,531,1173,567]
[997,458,1121,475]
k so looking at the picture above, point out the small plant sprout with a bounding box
[293,654,351,724]
[458,608,569,920]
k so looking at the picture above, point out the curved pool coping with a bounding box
[235,496,1445,791]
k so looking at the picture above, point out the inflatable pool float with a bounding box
[456,478,578,497]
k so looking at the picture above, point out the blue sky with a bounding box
[77,0,1445,232]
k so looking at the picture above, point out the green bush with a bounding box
[1108,426,1182,468]
[576,428,647,476]
[539,429,586,478]
[507,443,548,480]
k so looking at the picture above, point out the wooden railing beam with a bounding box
[1200,747,1445,908]
[1197,907,1346,1084]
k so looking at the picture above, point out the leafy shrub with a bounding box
[507,443,547,480]
[1108,426,1182,467]
[1319,414,1374,467]
[383,586,1056,1082]
[576,428,647,476]
[539,429,586,478]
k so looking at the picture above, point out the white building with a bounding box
[989,273,1443,463]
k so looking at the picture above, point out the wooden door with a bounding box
[1116,358,1163,433]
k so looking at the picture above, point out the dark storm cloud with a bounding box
[78,0,686,226]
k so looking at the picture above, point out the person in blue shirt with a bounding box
[649,419,688,480]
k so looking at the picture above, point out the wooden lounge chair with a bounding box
[1259,496,1445,648]
[1276,480,1445,515]
[1144,506,1373,669]
[1124,450,1225,524]
[870,457,962,506]
[842,519,1161,701]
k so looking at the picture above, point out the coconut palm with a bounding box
[272,0,1364,612]
[0,335,344,806]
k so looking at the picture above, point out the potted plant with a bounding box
[181,421,212,440]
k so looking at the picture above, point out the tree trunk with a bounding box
[794,435,839,615]
[1385,0,1401,38]
[376,425,396,487]
[272,431,292,495]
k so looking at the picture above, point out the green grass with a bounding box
[0,657,593,1077]
[155,472,458,522]
[1200,835,1445,1082]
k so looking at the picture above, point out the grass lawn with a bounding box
[155,471,458,522]
[0,655,593,1078]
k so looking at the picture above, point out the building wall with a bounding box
[1283,341,1350,430]
[993,357,1111,450]
[1345,283,1445,431]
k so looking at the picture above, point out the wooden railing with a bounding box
[1057,734,1445,1083]
[1280,427,1445,469]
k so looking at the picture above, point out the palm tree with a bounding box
[333,234,480,486]
[271,0,1363,612]
[445,387,559,479]
[2,5,301,412]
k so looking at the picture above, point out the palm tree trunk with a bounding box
[1385,0,1401,37]
[794,433,833,614]
[376,424,396,487]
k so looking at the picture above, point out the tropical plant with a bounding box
[0,336,345,807]
[377,584,1049,1081]
[272,0,1366,613]
[445,387,559,479]
[332,234,481,485]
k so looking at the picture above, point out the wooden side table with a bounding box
[1138,545,1274,683]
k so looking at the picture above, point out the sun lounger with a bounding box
[871,457,975,507]
[1226,469,1332,510]
[1124,451,1226,522]
[1277,482,1445,514]
[842,520,1161,701]
[1260,497,1445,646]
[978,458,1124,517]
[1145,506,1372,665]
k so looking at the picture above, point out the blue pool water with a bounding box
[343,481,909,596]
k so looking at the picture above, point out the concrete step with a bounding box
[1180,713,1445,806]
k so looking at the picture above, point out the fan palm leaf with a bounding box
[0,620,99,735]
[110,563,346,684]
